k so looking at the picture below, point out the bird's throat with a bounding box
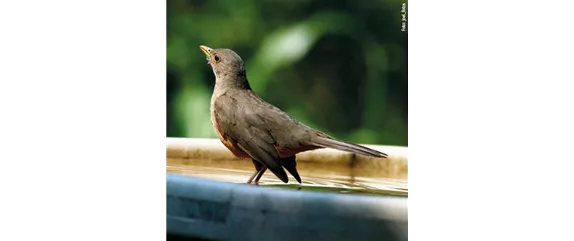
[215,75,252,90]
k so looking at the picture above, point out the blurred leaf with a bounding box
[175,84,215,138]
[248,22,318,92]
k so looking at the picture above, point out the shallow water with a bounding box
[167,158,408,197]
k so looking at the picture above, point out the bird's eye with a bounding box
[214,55,221,62]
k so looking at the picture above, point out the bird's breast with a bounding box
[210,100,250,159]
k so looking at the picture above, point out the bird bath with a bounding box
[166,137,408,240]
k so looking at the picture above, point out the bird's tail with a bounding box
[308,133,388,158]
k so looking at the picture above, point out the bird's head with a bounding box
[200,45,247,84]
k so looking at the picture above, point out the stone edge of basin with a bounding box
[167,173,408,241]
[167,137,408,172]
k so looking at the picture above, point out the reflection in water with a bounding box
[167,158,408,197]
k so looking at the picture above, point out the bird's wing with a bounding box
[213,93,289,183]
[239,90,315,150]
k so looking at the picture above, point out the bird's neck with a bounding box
[215,74,252,91]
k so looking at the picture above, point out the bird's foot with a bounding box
[246,180,259,185]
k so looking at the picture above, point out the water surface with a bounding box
[167,158,408,197]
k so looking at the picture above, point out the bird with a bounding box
[199,45,388,185]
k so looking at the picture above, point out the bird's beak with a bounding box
[199,45,212,57]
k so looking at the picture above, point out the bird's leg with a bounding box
[246,170,258,184]
[254,166,267,185]
[247,159,263,184]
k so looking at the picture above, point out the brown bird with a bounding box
[200,45,388,185]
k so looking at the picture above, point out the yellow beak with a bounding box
[199,45,212,57]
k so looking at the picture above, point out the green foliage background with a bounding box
[167,0,407,146]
